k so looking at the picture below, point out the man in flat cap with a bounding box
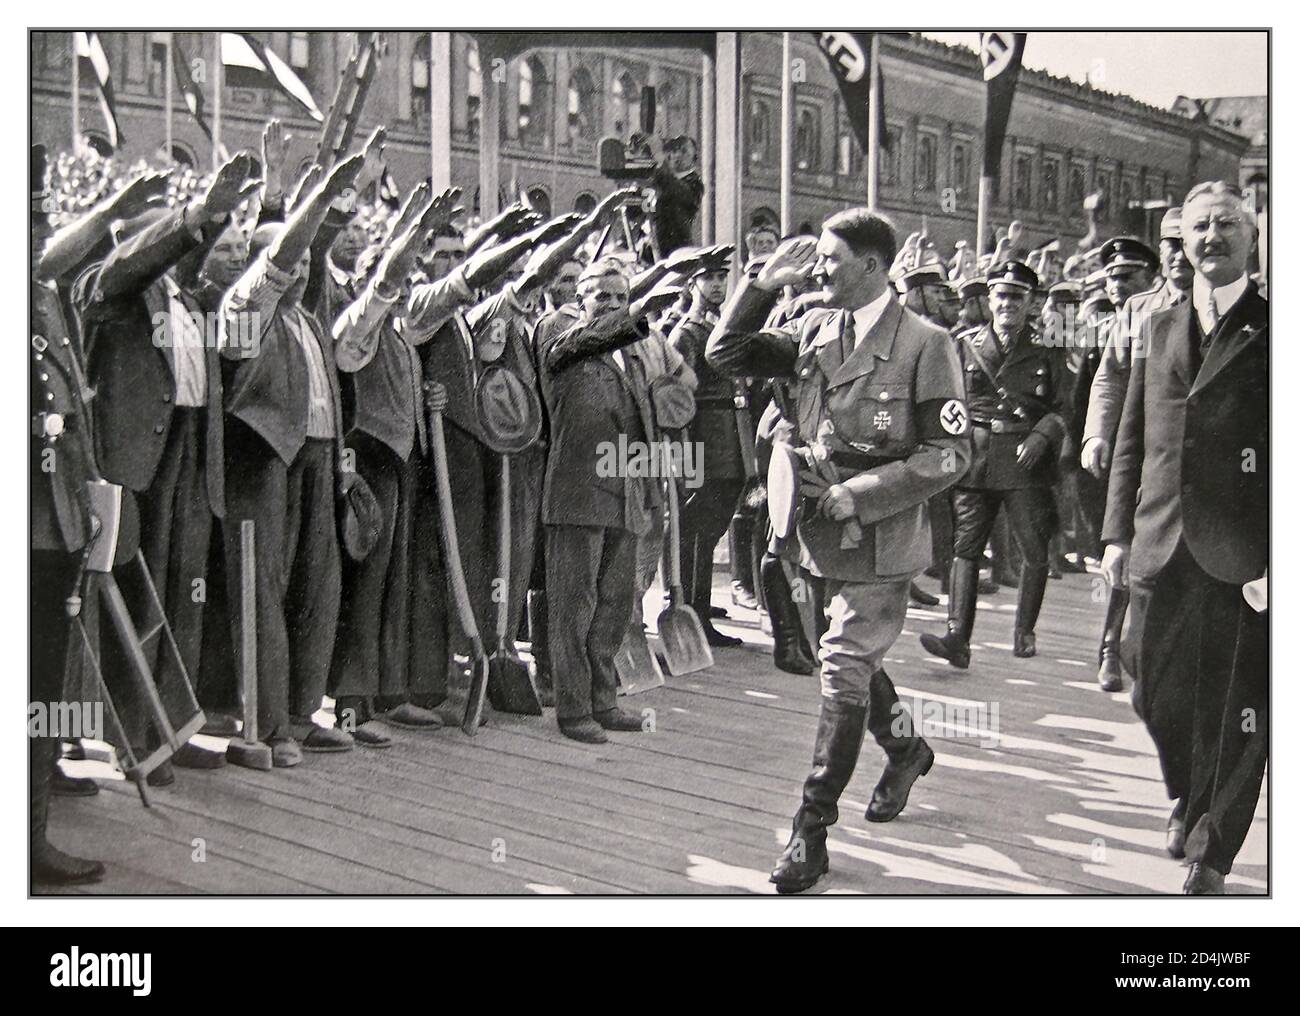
[669,247,748,646]
[707,209,970,892]
[921,260,1069,667]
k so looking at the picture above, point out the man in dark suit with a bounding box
[1102,181,1267,894]
[79,152,258,780]
[537,258,659,744]
[30,145,105,885]
[218,154,365,767]
[648,136,703,257]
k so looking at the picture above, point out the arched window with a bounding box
[611,71,640,138]
[466,40,482,142]
[411,35,430,116]
[917,134,938,192]
[795,107,820,173]
[746,94,773,167]
[573,192,597,216]
[518,56,551,149]
[567,66,598,143]
[526,186,552,218]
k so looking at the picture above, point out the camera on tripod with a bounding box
[597,85,659,186]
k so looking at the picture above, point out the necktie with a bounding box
[840,312,856,362]
[1206,291,1221,332]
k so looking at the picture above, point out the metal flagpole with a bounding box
[70,33,80,154]
[976,175,992,257]
[429,32,436,186]
[164,34,174,164]
[866,33,880,210]
[779,32,793,232]
[212,32,222,171]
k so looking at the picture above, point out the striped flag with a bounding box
[979,32,1028,178]
[171,37,212,140]
[221,32,323,122]
[73,31,122,149]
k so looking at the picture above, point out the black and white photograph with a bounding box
[19,14,1277,924]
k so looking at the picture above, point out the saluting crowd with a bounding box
[30,115,1266,896]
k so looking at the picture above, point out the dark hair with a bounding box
[665,135,698,156]
[823,208,897,265]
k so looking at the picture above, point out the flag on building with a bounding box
[979,32,1028,178]
[815,32,890,156]
[171,37,212,140]
[73,31,123,149]
[221,32,324,122]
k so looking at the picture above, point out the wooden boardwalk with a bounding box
[42,569,1267,895]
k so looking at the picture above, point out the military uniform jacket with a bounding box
[32,279,99,553]
[668,308,746,480]
[956,323,1068,490]
[706,278,971,582]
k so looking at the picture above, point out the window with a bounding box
[916,133,938,191]
[611,71,640,138]
[518,56,551,149]
[412,35,430,116]
[1095,169,1112,221]
[951,140,969,195]
[1013,151,1033,207]
[746,93,773,168]
[567,66,598,143]
[573,192,597,216]
[835,98,862,178]
[168,143,195,169]
[289,32,310,72]
[1069,162,1088,209]
[1120,177,1135,213]
[880,125,902,185]
[795,106,821,173]
[83,131,114,158]
[148,33,169,97]
[658,73,690,136]
[1041,157,1060,212]
[466,41,482,141]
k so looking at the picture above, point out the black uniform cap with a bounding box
[986,259,1038,292]
[1100,236,1159,273]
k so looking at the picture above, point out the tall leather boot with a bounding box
[863,669,935,822]
[688,534,741,647]
[728,514,758,609]
[920,557,977,668]
[761,555,814,675]
[1013,563,1050,658]
[31,731,104,887]
[1096,586,1130,691]
[770,697,867,894]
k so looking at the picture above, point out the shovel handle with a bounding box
[664,467,684,598]
[427,406,484,648]
[495,455,511,643]
[239,520,259,743]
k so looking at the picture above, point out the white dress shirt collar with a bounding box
[850,289,894,349]
[1192,273,1248,334]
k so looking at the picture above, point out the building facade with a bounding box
[31,31,1253,252]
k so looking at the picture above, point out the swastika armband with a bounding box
[919,398,970,439]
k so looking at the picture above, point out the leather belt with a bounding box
[972,419,1032,434]
[830,450,900,472]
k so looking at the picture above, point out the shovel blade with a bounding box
[615,628,665,696]
[462,655,491,736]
[487,645,543,715]
[656,605,714,675]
